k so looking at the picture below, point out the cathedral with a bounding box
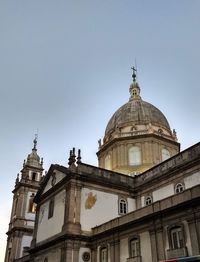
[4,70,200,262]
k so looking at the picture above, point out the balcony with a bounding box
[127,256,141,262]
[167,247,188,259]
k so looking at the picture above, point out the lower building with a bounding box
[15,142,200,262]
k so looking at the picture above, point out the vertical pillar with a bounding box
[188,218,200,255]
[149,230,158,262]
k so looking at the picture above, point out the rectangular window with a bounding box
[48,198,54,219]
[100,248,107,262]
[130,238,140,257]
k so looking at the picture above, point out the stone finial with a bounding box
[15,173,19,185]
[98,139,102,148]
[23,159,26,167]
[77,149,82,165]
[68,150,73,166]
[41,157,43,166]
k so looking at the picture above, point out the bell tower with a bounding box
[4,137,43,262]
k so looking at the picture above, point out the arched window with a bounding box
[162,148,170,161]
[145,196,153,206]
[129,146,141,166]
[119,199,127,215]
[175,183,184,194]
[100,247,107,262]
[48,198,54,219]
[105,154,111,170]
[129,237,140,258]
[169,226,184,249]
[28,193,36,213]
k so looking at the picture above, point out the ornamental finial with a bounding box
[131,66,137,82]
[33,134,38,150]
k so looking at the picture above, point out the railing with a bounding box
[127,256,142,262]
[167,247,188,259]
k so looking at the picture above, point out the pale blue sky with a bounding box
[1,0,200,259]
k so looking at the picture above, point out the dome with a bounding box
[105,99,171,136]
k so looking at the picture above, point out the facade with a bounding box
[4,72,200,262]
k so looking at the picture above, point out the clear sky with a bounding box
[1,0,200,259]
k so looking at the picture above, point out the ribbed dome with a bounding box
[105,99,171,136]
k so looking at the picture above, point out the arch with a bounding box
[162,148,170,161]
[128,146,141,166]
[145,196,153,206]
[175,183,184,194]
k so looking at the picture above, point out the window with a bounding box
[100,247,107,262]
[129,146,141,166]
[28,193,36,213]
[162,149,170,161]
[145,196,152,206]
[119,199,127,215]
[105,154,111,170]
[129,237,140,257]
[32,172,37,181]
[170,226,184,249]
[175,183,184,194]
[48,198,54,219]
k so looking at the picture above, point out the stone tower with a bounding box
[97,70,180,175]
[4,138,43,262]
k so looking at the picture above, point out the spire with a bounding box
[129,66,141,100]
[24,136,43,169]
[33,134,38,151]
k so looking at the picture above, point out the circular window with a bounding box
[82,252,90,262]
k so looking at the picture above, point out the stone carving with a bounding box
[85,192,97,209]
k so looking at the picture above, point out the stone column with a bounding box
[62,180,81,234]
[188,218,200,255]
[149,229,158,262]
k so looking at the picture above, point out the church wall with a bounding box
[184,171,200,189]
[20,235,32,257]
[152,184,174,202]
[140,231,152,262]
[34,248,61,262]
[79,247,91,262]
[43,170,66,194]
[36,190,65,243]
[80,187,135,231]
[120,238,128,262]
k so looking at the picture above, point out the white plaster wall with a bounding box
[128,197,136,211]
[20,235,32,257]
[43,170,66,194]
[80,188,133,231]
[140,231,152,262]
[120,238,128,262]
[141,196,145,207]
[79,248,91,262]
[184,171,200,189]
[25,191,36,220]
[153,184,174,202]
[80,188,118,231]
[36,190,65,243]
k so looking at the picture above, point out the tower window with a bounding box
[145,196,153,206]
[32,172,37,181]
[48,198,54,219]
[28,193,36,213]
[175,183,184,194]
[162,148,170,161]
[129,146,141,166]
[119,199,128,215]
